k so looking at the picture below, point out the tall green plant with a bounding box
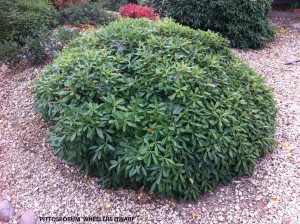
[34,18,277,200]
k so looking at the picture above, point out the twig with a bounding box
[285,60,300,65]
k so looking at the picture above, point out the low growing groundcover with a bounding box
[34,18,277,200]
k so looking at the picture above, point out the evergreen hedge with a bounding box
[146,0,275,49]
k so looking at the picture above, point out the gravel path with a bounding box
[0,18,299,224]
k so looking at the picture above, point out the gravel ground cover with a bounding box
[0,17,299,224]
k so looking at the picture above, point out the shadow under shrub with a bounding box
[146,0,275,49]
[34,18,277,200]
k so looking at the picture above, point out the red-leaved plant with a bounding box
[118,4,159,21]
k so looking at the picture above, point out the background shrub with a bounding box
[21,27,53,64]
[50,0,88,9]
[291,0,300,9]
[0,41,23,66]
[38,26,80,60]
[119,4,159,20]
[56,27,80,43]
[146,0,275,49]
[59,2,119,25]
[34,18,277,200]
[0,0,59,65]
[89,0,146,11]
[91,0,128,11]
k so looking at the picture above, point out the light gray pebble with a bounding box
[19,209,37,224]
[0,200,14,222]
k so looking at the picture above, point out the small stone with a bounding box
[0,200,14,222]
[19,209,37,224]
[218,215,225,222]
[266,203,272,209]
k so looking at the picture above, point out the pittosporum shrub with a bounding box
[34,18,277,200]
[145,0,275,49]
[119,4,159,20]
[59,2,119,25]
[0,0,58,65]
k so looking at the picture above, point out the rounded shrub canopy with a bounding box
[34,18,277,200]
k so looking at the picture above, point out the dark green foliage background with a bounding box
[34,19,277,200]
[146,0,275,49]
[0,0,59,65]
[59,2,119,26]
[90,0,128,11]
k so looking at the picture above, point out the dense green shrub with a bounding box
[34,19,277,200]
[0,41,23,66]
[0,0,58,42]
[146,0,275,49]
[0,0,58,65]
[59,2,119,25]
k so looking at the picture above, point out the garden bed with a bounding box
[0,17,299,223]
